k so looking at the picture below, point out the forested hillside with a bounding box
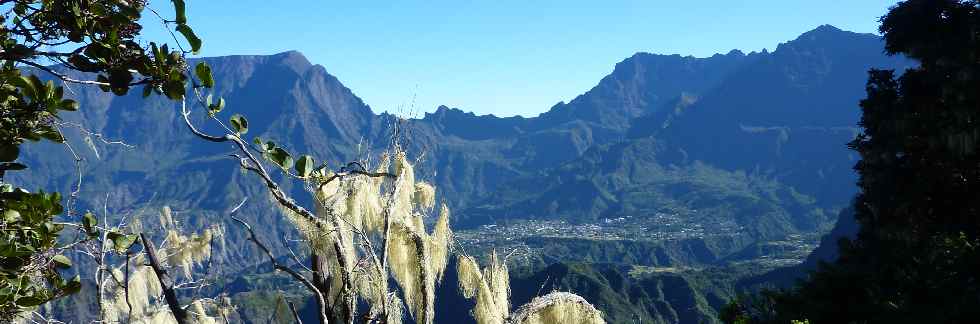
[11,24,911,323]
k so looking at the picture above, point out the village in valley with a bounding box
[454,210,822,271]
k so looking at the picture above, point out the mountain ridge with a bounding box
[13,25,907,270]
[20,24,922,324]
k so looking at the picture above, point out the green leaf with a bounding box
[28,75,44,94]
[195,62,214,88]
[53,83,63,100]
[68,53,100,72]
[59,99,79,111]
[17,296,47,307]
[254,138,275,153]
[296,155,314,178]
[51,255,72,268]
[46,80,57,100]
[107,232,138,253]
[0,162,26,171]
[0,144,19,162]
[164,79,185,100]
[3,210,21,222]
[5,44,32,59]
[82,212,98,237]
[151,42,165,67]
[172,0,187,24]
[63,275,82,294]
[176,24,202,54]
[209,97,226,114]
[118,2,141,18]
[269,148,293,169]
[11,75,35,99]
[97,75,111,93]
[37,126,64,143]
[229,114,248,135]
[107,69,133,95]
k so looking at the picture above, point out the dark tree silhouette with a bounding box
[727,1,980,323]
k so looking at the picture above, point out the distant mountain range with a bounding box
[16,23,908,276]
[18,24,918,324]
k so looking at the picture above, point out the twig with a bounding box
[287,300,304,324]
[15,59,147,87]
[55,120,135,149]
[228,197,248,216]
[282,234,314,273]
[56,125,84,218]
[535,276,550,299]
[125,252,133,319]
[180,101,227,143]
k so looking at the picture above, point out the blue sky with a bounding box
[142,1,900,117]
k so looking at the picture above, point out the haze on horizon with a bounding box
[142,0,900,117]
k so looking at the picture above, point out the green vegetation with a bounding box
[0,0,203,319]
[504,262,764,324]
[3,0,970,322]
[466,137,837,240]
[0,190,78,317]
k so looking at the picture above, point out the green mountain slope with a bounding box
[10,25,913,323]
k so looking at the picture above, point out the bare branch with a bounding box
[228,197,248,216]
[281,234,314,273]
[180,101,228,143]
[231,216,330,324]
[125,252,133,319]
[288,300,304,324]
[317,162,396,192]
[55,120,135,149]
[14,59,147,87]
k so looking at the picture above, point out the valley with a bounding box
[456,214,821,276]
[15,24,909,323]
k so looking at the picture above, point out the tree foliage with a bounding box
[0,0,204,319]
[0,189,79,318]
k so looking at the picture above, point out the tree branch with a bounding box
[15,59,110,86]
[288,300,304,324]
[180,101,228,143]
[140,233,190,324]
[231,217,330,324]
[14,59,149,87]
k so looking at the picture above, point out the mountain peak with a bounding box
[193,50,315,83]
[774,24,881,55]
[790,24,875,45]
[726,49,746,56]
[810,24,843,34]
[269,50,313,74]
[426,105,471,120]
